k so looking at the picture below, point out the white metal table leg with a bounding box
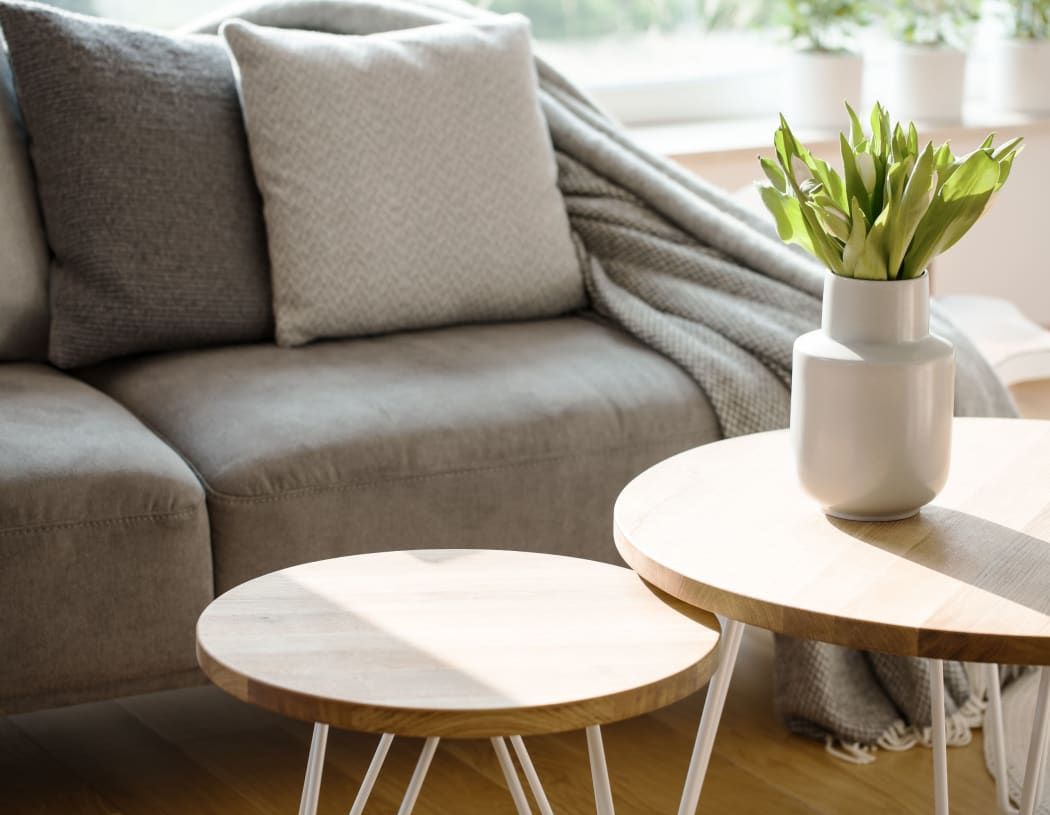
[397,736,440,815]
[986,663,1020,814]
[677,617,746,815]
[930,659,949,815]
[348,732,395,815]
[510,735,556,815]
[298,723,329,815]
[586,725,615,815]
[1019,667,1050,815]
[492,737,533,814]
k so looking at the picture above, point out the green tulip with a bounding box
[758,102,1022,280]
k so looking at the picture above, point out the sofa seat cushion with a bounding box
[84,317,719,591]
[0,364,211,712]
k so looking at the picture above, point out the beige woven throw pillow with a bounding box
[222,14,583,347]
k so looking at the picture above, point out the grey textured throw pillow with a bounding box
[0,3,273,369]
[221,15,583,347]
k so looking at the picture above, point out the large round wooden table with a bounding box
[615,418,1050,815]
[197,549,720,815]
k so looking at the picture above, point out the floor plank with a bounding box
[0,717,122,815]
[9,701,263,815]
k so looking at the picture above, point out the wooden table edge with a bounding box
[195,627,722,738]
[614,520,1050,666]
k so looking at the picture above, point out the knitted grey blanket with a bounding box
[191,0,1018,753]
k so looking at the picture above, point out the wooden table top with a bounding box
[196,549,720,738]
[614,418,1050,665]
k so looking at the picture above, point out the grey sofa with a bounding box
[0,65,725,708]
[0,5,726,714]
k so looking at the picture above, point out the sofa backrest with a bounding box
[0,44,48,361]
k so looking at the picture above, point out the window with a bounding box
[35,0,779,125]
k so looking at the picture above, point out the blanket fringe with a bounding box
[824,735,877,765]
[877,719,918,751]
[828,696,989,765]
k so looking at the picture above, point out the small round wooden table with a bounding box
[614,418,1050,815]
[196,549,720,815]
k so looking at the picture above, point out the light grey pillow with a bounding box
[0,47,48,361]
[221,15,584,347]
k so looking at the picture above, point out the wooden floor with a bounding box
[3,380,1047,815]
[0,629,1001,814]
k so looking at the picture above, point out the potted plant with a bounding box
[877,0,980,122]
[759,103,1021,519]
[985,0,1050,114]
[763,0,872,129]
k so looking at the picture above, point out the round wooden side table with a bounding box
[196,549,720,815]
[615,418,1050,815]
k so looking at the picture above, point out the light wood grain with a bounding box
[615,418,1050,664]
[2,631,1000,815]
[197,549,720,737]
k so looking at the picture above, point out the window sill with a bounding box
[627,108,1050,161]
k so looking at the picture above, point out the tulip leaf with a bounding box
[760,157,788,193]
[902,150,1000,278]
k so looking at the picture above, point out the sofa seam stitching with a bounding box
[0,506,203,538]
[204,430,713,506]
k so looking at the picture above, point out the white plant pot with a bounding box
[790,271,956,521]
[783,51,863,130]
[985,39,1050,115]
[877,44,966,123]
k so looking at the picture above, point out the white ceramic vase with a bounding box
[783,51,864,130]
[878,44,966,123]
[985,39,1050,115]
[790,271,956,521]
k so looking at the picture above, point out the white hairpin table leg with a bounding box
[510,735,556,815]
[492,737,533,814]
[986,663,1020,814]
[586,725,615,815]
[298,723,329,815]
[348,732,395,815]
[396,737,440,815]
[1019,667,1050,815]
[930,659,949,815]
[678,617,746,815]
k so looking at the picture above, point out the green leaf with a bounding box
[854,212,889,280]
[891,123,907,162]
[869,102,891,162]
[992,136,1024,161]
[902,150,1000,278]
[886,142,936,279]
[840,132,870,216]
[845,101,865,148]
[840,197,869,278]
[759,185,816,255]
[759,156,788,193]
[811,195,851,242]
[995,149,1020,191]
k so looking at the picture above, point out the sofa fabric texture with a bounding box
[0,364,212,711]
[83,317,719,590]
[0,2,273,369]
[221,15,583,347]
[0,50,48,361]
